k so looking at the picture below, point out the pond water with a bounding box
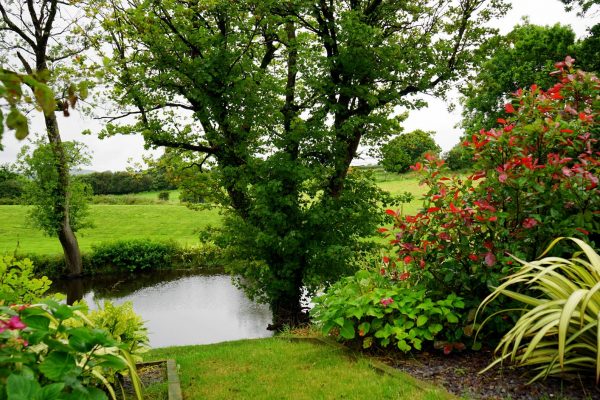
[52,269,273,348]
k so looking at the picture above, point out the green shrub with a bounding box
[0,256,51,304]
[312,269,465,353]
[90,194,158,205]
[90,240,177,272]
[87,300,149,358]
[0,300,142,400]
[478,238,600,382]
[158,191,170,201]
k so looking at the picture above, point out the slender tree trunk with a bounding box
[44,113,83,277]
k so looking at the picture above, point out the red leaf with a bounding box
[488,216,497,222]
[377,227,389,233]
[382,256,390,264]
[427,207,440,213]
[403,256,412,264]
[504,103,515,114]
[385,209,397,217]
[575,228,590,235]
[443,345,452,355]
[497,118,507,125]
[399,272,410,281]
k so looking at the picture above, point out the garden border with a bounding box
[135,359,182,400]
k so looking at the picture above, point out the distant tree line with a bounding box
[77,170,176,195]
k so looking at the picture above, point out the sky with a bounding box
[0,0,597,171]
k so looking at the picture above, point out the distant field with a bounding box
[0,204,222,255]
[0,172,428,256]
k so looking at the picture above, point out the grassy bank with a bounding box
[142,337,453,400]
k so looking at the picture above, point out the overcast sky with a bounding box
[0,0,596,171]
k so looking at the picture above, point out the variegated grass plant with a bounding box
[477,237,600,383]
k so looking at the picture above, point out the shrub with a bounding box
[311,269,465,353]
[0,300,142,400]
[477,238,600,382]
[379,130,441,174]
[90,240,177,272]
[88,300,149,357]
[383,57,599,338]
[158,191,170,201]
[0,256,51,304]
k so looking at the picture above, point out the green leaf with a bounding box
[7,374,40,400]
[39,383,65,400]
[340,320,355,340]
[39,352,80,381]
[416,315,428,327]
[5,108,28,140]
[96,354,128,370]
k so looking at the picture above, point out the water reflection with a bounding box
[52,269,273,348]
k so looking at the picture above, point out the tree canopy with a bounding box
[460,22,577,135]
[96,0,508,325]
[380,130,441,174]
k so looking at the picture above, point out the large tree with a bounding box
[460,22,577,135]
[98,0,508,326]
[0,0,91,276]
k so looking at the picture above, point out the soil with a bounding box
[120,362,166,398]
[379,348,600,400]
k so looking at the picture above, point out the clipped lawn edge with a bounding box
[278,335,457,399]
[135,359,182,400]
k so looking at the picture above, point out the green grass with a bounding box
[0,204,221,255]
[0,174,428,256]
[142,338,453,400]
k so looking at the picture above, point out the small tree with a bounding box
[0,0,93,276]
[18,139,92,245]
[380,130,441,174]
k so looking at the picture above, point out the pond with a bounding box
[52,269,273,348]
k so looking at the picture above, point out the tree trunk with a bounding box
[45,113,83,277]
[268,270,308,331]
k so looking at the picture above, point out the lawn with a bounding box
[0,172,427,256]
[0,204,221,255]
[142,337,453,400]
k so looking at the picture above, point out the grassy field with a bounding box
[0,172,427,256]
[0,204,221,255]
[142,338,453,400]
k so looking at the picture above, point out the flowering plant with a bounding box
[382,57,599,340]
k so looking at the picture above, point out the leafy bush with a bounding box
[90,240,177,272]
[158,191,170,201]
[384,57,599,337]
[90,194,160,205]
[0,256,51,304]
[88,301,149,357]
[0,300,142,400]
[477,238,600,382]
[379,130,441,174]
[312,269,464,353]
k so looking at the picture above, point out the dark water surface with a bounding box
[52,269,273,348]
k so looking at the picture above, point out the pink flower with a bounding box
[380,297,394,307]
[484,252,496,267]
[522,218,539,229]
[498,172,508,183]
[7,316,26,330]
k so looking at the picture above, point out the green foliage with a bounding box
[79,170,176,196]
[312,269,464,352]
[157,191,169,201]
[90,240,177,272]
[574,23,600,73]
[442,143,473,171]
[379,130,441,174]
[0,164,25,204]
[0,71,57,149]
[461,23,577,134]
[0,256,51,304]
[17,139,92,236]
[0,300,142,400]
[478,238,600,383]
[99,0,508,325]
[560,0,600,14]
[88,301,149,357]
